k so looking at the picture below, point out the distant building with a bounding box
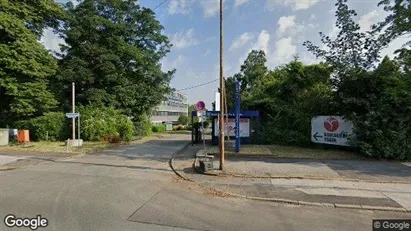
[150,92,188,124]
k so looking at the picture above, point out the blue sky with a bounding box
[43,0,409,106]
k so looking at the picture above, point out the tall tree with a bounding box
[54,0,174,118]
[374,0,410,47]
[0,0,64,126]
[239,50,268,91]
[303,0,381,79]
[374,0,411,70]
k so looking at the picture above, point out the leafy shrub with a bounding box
[79,106,134,141]
[133,113,152,137]
[152,124,166,132]
[339,62,411,160]
[177,115,188,125]
[15,112,68,141]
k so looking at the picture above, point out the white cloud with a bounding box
[234,0,249,7]
[40,28,64,54]
[358,9,386,32]
[309,14,316,20]
[237,30,270,68]
[277,15,304,38]
[266,0,321,11]
[199,0,220,18]
[168,0,191,15]
[254,30,270,54]
[278,15,296,35]
[169,29,199,49]
[161,55,185,72]
[299,52,318,65]
[230,32,254,51]
[268,37,297,67]
[173,55,185,67]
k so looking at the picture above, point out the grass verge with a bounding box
[0,134,166,155]
[199,144,365,160]
[267,145,365,160]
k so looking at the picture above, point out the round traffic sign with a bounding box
[195,101,205,111]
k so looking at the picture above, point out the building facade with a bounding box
[150,92,188,124]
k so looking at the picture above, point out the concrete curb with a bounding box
[187,157,411,213]
[168,142,195,182]
[201,171,411,184]
[0,166,19,171]
[195,150,411,185]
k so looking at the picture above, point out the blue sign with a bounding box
[235,80,241,153]
[199,111,259,117]
[66,113,79,118]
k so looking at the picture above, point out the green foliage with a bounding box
[187,104,198,125]
[133,113,152,137]
[244,61,336,146]
[53,0,173,117]
[374,0,410,50]
[303,0,382,76]
[301,0,411,160]
[152,124,166,133]
[78,106,134,141]
[15,112,68,141]
[338,57,411,160]
[177,115,188,125]
[0,0,64,126]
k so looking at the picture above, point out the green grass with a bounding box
[200,145,272,156]
[0,135,161,155]
[198,144,364,160]
[267,145,365,160]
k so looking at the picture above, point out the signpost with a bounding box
[195,101,206,149]
[311,116,354,146]
[65,113,79,119]
[235,79,241,153]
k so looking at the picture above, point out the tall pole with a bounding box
[72,82,76,141]
[219,0,225,170]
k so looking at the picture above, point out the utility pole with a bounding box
[72,82,76,141]
[219,0,225,170]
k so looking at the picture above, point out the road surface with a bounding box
[0,134,409,231]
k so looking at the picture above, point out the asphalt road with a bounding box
[0,134,409,231]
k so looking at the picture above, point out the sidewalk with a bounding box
[171,144,411,212]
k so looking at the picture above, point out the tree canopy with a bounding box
[53,0,174,118]
[0,0,64,126]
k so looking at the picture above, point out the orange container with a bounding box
[18,130,30,143]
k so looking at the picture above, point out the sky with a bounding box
[42,0,409,106]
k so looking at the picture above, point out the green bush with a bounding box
[118,117,134,142]
[177,115,188,125]
[133,113,152,137]
[78,106,134,141]
[152,124,166,133]
[339,62,411,160]
[15,112,68,141]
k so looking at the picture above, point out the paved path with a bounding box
[222,158,411,182]
[1,136,410,231]
[173,144,411,212]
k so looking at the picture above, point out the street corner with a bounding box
[0,155,27,166]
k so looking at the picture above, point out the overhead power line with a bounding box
[176,78,219,91]
[153,0,169,10]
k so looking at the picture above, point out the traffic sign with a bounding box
[66,113,79,118]
[195,101,205,111]
[311,116,354,146]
